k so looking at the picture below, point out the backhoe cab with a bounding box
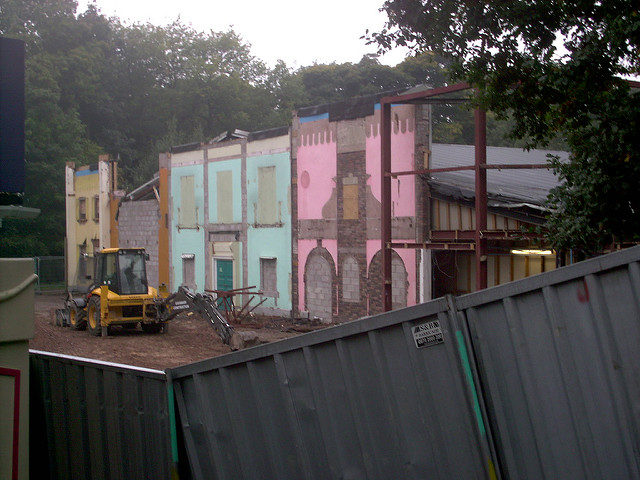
[64,248,165,336]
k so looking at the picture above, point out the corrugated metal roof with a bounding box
[247,125,289,141]
[430,143,568,205]
[124,174,159,201]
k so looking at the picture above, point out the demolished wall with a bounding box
[118,199,160,288]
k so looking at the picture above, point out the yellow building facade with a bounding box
[65,155,120,289]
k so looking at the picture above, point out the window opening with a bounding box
[78,197,87,221]
[260,257,277,295]
[182,254,196,290]
[257,166,277,224]
[93,195,100,221]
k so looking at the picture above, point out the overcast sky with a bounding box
[78,0,411,68]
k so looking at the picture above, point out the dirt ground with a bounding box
[31,293,327,370]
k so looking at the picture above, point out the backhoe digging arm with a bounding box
[157,286,239,346]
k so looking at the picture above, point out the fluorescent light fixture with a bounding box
[510,249,554,255]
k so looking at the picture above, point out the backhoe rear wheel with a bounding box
[69,304,86,330]
[87,296,102,337]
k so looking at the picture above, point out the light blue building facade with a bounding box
[167,127,292,316]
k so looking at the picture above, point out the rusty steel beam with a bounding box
[387,163,551,178]
[475,108,488,290]
[389,241,475,250]
[388,163,550,178]
[381,102,393,312]
[431,229,544,241]
[482,164,551,170]
[412,97,469,104]
[380,82,471,105]
[388,165,475,177]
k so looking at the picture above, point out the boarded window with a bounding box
[180,175,196,227]
[182,254,195,290]
[343,184,359,220]
[217,170,233,223]
[257,166,277,224]
[260,257,277,295]
[342,256,360,302]
[93,195,100,221]
[78,197,87,221]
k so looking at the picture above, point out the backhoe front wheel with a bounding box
[87,296,103,337]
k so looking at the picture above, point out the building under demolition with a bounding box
[290,91,566,321]
[69,87,567,321]
[64,155,121,290]
[161,127,292,316]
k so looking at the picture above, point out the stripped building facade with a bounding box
[64,155,121,290]
[292,96,427,321]
[163,127,292,316]
[159,89,567,321]
[291,92,566,321]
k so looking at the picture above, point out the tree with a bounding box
[295,55,411,106]
[370,0,640,253]
[1,1,297,255]
[2,0,565,258]
[0,0,103,256]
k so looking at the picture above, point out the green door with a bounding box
[216,259,234,308]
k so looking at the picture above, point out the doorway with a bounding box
[214,258,233,308]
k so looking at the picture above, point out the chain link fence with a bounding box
[33,256,65,293]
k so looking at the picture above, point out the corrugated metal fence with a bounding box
[455,247,640,479]
[30,350,173,480]
[30,246,640,479]
[33,256,65,293]
[167,246,640,480]
[167,298,497,480]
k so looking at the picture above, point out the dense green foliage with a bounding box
[0,0,536,257]
[371,0,640,253]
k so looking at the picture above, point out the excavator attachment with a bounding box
[156,286,241,347]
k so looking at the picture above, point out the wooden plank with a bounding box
[180,175,196,227]
[217,170,233,223]
[257,166,277,224]
[343,184,359,220]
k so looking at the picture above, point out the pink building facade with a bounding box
[292,97,430,322]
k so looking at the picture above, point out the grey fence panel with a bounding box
[33,256,65,293]
[29,350,173,480]
[455,246,640,479]
[168,298,497,480]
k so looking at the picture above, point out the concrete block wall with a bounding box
[118,200,160,287]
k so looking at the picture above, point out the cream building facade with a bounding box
[65,155,120,289]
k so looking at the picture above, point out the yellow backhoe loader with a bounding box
[57,248,238,345]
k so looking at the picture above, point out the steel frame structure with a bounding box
[380,82,547,311]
